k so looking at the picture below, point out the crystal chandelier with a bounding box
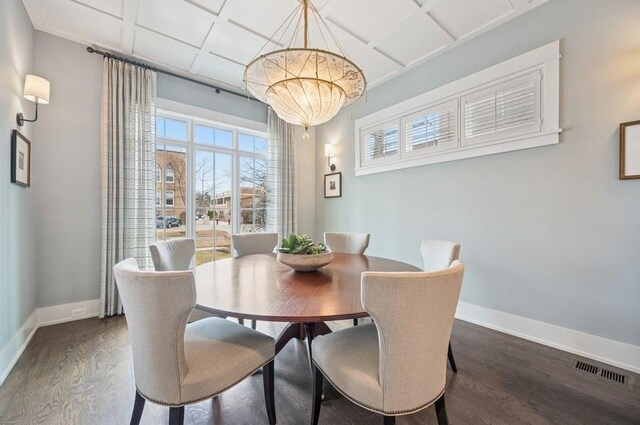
[244,0,366,138]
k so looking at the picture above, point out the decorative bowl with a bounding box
[276,250,334,272]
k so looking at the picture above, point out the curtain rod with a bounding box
[86,46,262,103]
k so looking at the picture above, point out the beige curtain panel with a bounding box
[100,58,157,317]
[266,107,297,239]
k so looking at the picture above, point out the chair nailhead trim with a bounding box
[314,361,445,416]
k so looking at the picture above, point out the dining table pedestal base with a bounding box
[275,321,333,356]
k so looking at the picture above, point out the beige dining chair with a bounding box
[149,238,195,272]
[324,232,371,326]
[421,238,461,373]
[232,232,279,257]
[232,232,279,329]
[324,232,370,255]
[113,258,276,425]
[310,261,464,425]
[149,238,212,323]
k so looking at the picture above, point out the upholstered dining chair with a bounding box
[323,232,370,255]
[324,232,371,326]
[232,232,279,257]
[113,258,276,425]
[149,238,195,272]
[149,238,212,323]
[232,232,279,329]
[310,261,464,425]
[421,238,461,373]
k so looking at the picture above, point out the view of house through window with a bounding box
[155,114,268,266]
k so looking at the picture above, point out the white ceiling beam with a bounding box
[188,0,233,75]
[121,0,140,54]
[419,0,448,13]
[21,0,48,29]
[420,12,456,45]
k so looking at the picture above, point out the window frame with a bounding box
[155,108,269,239]
[354,41,561,176]
[165,166,175,184]
[165,190,175,207]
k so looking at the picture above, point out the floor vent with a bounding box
[574,360,599,374]
[573,360,629,387]
[600,368,626,385]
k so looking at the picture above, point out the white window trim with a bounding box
[354,41,561,177]
[155,102,268,237]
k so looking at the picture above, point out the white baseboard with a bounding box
[37,299,100,327]
[0,299,100,386]
[456,301,640,374]
[3,299,639,386]
[0,310,38,385]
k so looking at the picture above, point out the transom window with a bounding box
[155,113,269,266]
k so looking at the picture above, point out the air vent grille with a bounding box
[600,368,626,384]
[575,360,599,374]
[573,359,629,386]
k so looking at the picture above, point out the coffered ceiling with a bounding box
[21,0,548,94]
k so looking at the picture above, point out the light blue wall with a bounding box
[32,33,269,308]
[33,32,104,307]
[158,74,267,123]
[315,0,640,346]
[0,0,37,358]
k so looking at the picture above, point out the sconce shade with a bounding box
[324,144,335,158]
[23,75,50,104]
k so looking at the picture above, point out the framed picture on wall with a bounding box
[620,120,640,180]
[324,172,342,198]
[11,130,31,187]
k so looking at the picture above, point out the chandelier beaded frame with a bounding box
[244,0,366,132]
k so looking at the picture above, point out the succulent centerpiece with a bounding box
[276,234,333,272]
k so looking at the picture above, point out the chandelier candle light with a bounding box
[244,0,366,139]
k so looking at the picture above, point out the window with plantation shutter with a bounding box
[462,71,541,146]
[403,99,458,158]
[354,41,560,176]
[360,120,400,167]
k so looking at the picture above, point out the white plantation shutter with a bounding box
[462,71,541,146]
[403,99,458,158]
[360,120,400,167]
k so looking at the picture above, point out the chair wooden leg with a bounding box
[252,319,257,330]
[169,406,184,425]
[353,318,358,326]
[447,342,458,373]
[263,361,276,425]
[130,391,145,425]
[383,416,395,425]
[238,318,245,325]
[435,393,448,425]
[311,364,323,425]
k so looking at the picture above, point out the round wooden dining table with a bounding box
[195,252,420,357]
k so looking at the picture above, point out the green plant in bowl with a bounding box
[277,234,333,272]
[278,234,327,255]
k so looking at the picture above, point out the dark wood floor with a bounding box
[0,317,638,425]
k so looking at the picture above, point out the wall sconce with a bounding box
[17,75,50,127]
[324,144,336,171]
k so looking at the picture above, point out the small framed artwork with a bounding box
[324,172,342,198]
[620,120,640,180]
[11,130,31,187]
